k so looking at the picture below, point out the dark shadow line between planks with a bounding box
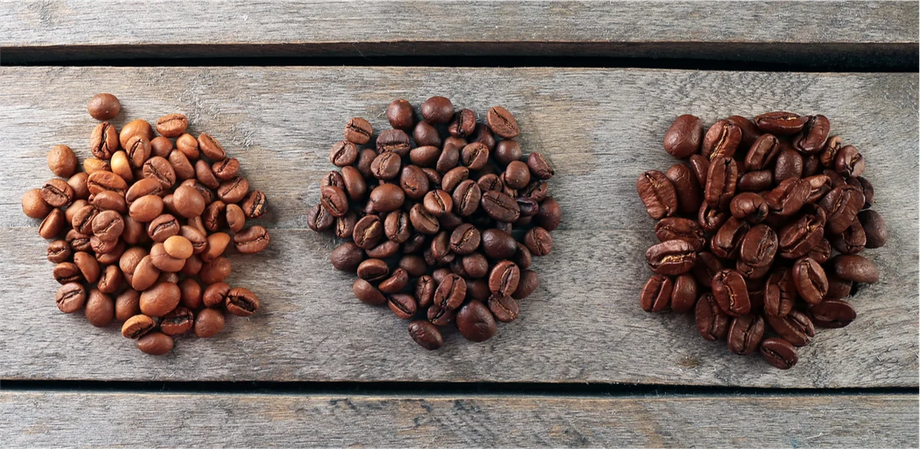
[1,380,916,397]
[2,42,918,72]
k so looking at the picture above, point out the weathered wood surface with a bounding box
[2,1,917,64]
[0,67,916,387]
[1,391,916,447]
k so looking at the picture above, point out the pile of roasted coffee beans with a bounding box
[21,93,271,355]
[637,112,886,369]
[309,97,559,349]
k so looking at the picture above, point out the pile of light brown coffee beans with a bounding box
[637,112,886,369]
[309,97,559,350]
[22,93,271,355]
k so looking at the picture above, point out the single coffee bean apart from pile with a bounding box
[760,338,798,370]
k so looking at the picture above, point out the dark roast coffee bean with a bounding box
[687,154,709,188]
[701,119,741,160]
[835,145,865,178]
[663,114,703,158]
[344,117,372,145]
[486,106,519,138]
[858,210,887,248]
[765,310,814,347]
[710,217,749,259]
[729,193,769,224]
[764,178,809,217]
[830,219,866,254]
[521,180,549,202]
[698,202,729,233]
[764,268,796,317]
[727,115,762,149]
[809,299,857,328]
[457,300,497,342]
[666,163,702,215]
[494,140,522,167]
[753,111,805,135]
[777,213,824,259]
[738,170,772,193]
[504,160,531,189]
[670,274,697,313]
[516,196,539,218]
[488,295,519,323]
[774,148,803,183]
[357,258,389,282]
[711,269,750,317]
[804,174,832,203]
[408,320,443,350]
[819,185,863,234]
[704,157,738,209]
[728,314,765,355]
[829,254,878,283]
[640,275,673,313]
[738,224,777,269]
[441,166,470,193]
[655,217,705,251]
[351,215,382,249]
[409,203,440,235]
[420,96,453,124]
[646,239,696,275]
[744,134,781,171]
[695,293,729,341]
[460,253,489,279]
[367,239,400,259]
[793,115,830,153]
[760,338,798,369]
[413,275,437,308]
[353,279,386,306]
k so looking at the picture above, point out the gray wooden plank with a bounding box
[1,391,917,448]
[0,67,916,387]
[1,1,917,64]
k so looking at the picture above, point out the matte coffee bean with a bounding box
[486,106,519,138]
[728,314,764,355]
[527,153,554,180]
[376,129,412,157]
[457,300,497,342]
[453,180,482,216]
[640,275,673,313]
[147,214,180,242]
[423,189,453,217]
[47,240,72,263]
[829,254,878,283]
[338,117,373,146]
[42,178,75,208]
[169,150,195,180]
[73,251,101,283]
[701,119,741,160]
[753,111,805,135]
[387,293,417,319]
[809,299,857,328]
[39,209,67,239]
[450,223,481,255]
[56,282,87,313]
[481,190,519,222]
[400,165,429,200]
[142,156,177,190]
[760,338,798,369]
[434,274,466,311]
[369,183,405,213]
[765,310,814,347]
[461,142,490,170]
[90,122,119,159]
[233,225,270,254]
[663,114,703,158]
[307,204,335,232]
[224,287,260,317]
[122,314,157,339]
[211,157,240,181]
[114,290,142,323]
[382,211,410,243]
[159,306,194,336]
[47,144,79,178]
[136,331,173,355]
[695,293,729,341]
[711,269,751,317]
[534,197,561,231]
[97,265,124,294]
[371,152,402,180]
[524,226,554,257]
[357,259,389,282]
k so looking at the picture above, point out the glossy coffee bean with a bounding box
[753,111,805,135]
[765,310,814,347]
[711,269,750,317]
[666,163,703,215]
[457,300,497,342]
[695,293,729,341]
[136,332,173,355]
[808,299,857,328]
[670,274,697,313]
[640,275,673,313]
[655,217,705,251]
[646,239,696,275]
[701,119,741,160]
[760,338,798,369]
[408,320,443,350]
[344,117,372,145]
[727,314,764,355]
[663,114,703,158]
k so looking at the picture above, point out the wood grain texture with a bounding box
[0,67,916,387]
[2,1,917,63]
[2,391,917,447]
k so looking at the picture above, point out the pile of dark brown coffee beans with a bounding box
[309,97,559,350]
[22,93,271,355]
[637,112,886,369]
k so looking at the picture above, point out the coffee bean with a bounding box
[819,185,863,234]
[765,310,814,347]
[753,111,805,135]
[486,106,519,138]
[644,239,695,275]
[808,299,857,328]
[711,269,750,317]
[47,240,71,263]
[453,180,482,217]
[234,225,270,254]
[194,308,225,338]
[858,210,887,248]
[727,314,764,355]
[371,152,402,180]
[702,119,741,160]
[47,144,79,178]
[307,203,335,232]
[764,268,796,317]
[344,117,373,145]
[225,287,260,317]
[86,93,121,120]
[379,268,410,294]
[793,115,830,153]
[386,100,415,130]
[56,282,87,313]
[136,331,173,355]
[636,170,679,220]
[387,293,417,319]
[830,219,866,255]
[159,306,194,336]
[481,190,520,223]
[449,223,481,255]
[760,338,798,369]
[670,274,697,313]
[460,142,490,170]
[456,300,497,342]
[764,178,809,217]
[434,274,466,311]
[829,254,878,283]
[408,320,443,350]
[704,156,738,209]
[663,115,703,158]
[640,275,673,313]
[39,209,66,239]
[369,183,405,213]
[376,129,412,157]
[211,157,240,182]
[695,293,730,341]
[835,145,865,178]
[710,217,749,259]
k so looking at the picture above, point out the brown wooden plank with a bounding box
[0,67,916,387]
[1,391,916,447]
[1,1,917,64]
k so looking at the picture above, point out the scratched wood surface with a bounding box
[1,1,917,65]
[0,67,916,387]
[1,391,916,447]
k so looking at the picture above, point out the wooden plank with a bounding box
[0,67,916,387]
[1,1,917,65]
[1,391,916,447]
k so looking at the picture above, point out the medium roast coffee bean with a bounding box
[457,300,497,342]
[481,190,519,223]
[194,308,225,338]
[808,299,857,328]
[56,282,87,313]
[453,180,482,216]
[434,274,466,311]
[701,119,741,160]
[486,106,519,138]
[234,225,270,254]
[345,117,373,145]
[711,269,750,317]
[226,287,260,317]
[646,240,696,275]
[488,295,520,323]
[640,275,673,313]
[136,331,173,355]
[524,226,553,257]
[765,310,814,347]
[728,314,764,355]
[829,255,879,283]
[408,320,443,350]
[695,293,729,341]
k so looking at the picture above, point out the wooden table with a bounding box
[1,2,917,447]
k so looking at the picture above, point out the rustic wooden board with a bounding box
[1,391,916,447]
[0,67,916,387]
[2,1,917,64]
